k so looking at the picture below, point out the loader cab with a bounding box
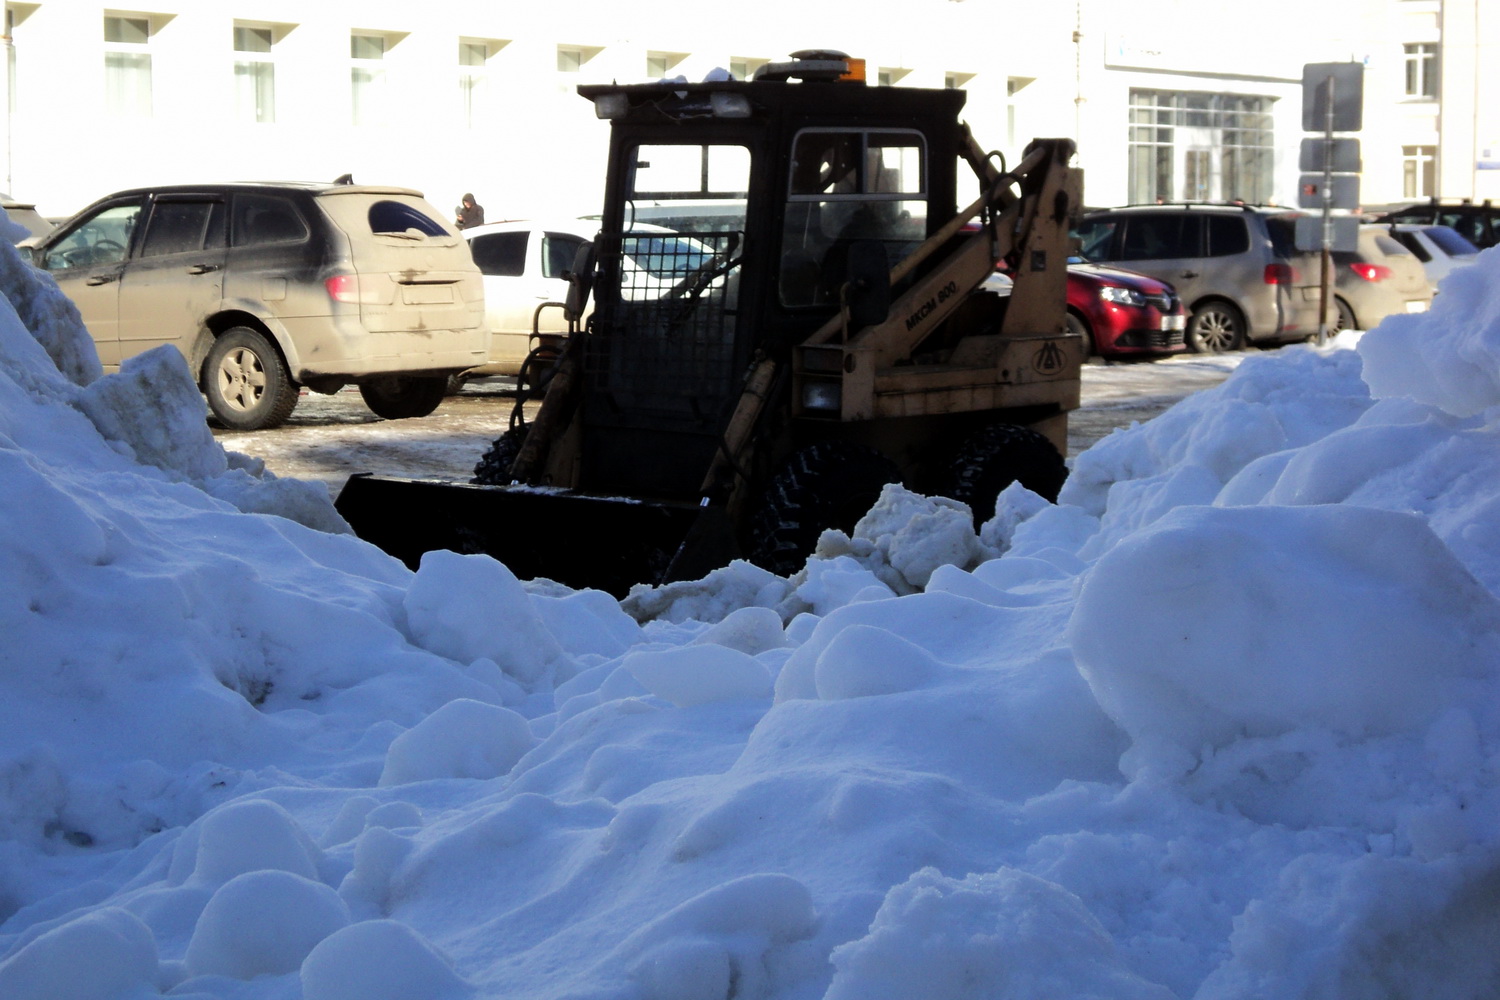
[576,64,966,498]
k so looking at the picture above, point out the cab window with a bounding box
[780,129,926,307]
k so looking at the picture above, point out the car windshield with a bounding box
[1423,226,1480,257]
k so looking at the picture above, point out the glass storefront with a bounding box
[1128,90,1276,205]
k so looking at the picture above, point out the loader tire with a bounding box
[940,423,1067,529]
[747,442,902,577]
[472,425,527,485]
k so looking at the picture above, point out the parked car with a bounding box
[1,194,54,243]
[1330,225,1433,332]
[460,219,721,381]
[986,260,1187,359]
[1383,223,1481,287]
[1073,203,1329,354]
[1372,199,1498,250]
[21,181,486,430]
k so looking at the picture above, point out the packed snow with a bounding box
[1,212,1498,999]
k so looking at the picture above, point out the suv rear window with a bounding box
[368,200,447,236]
[234,195,308,246]
[1262,216,1300,258]
[1205,216,1249,256]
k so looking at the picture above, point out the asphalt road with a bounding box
[213,353,1243,498]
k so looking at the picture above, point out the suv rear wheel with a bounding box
[204,326,299,431]
[358,376,449,420]
[1186,300,1245,353]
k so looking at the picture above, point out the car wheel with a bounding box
[358,376,449,420]
[471,425,527,485]
[747,442,902,576]
[1332,297,1356,334]
[938,423,1068,529]
[203,326,299,431]
[1185,301,1245,354]
[1066,311,1096,357]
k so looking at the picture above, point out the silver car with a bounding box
[1331,225,1433,332]
[1074,204,1329,353]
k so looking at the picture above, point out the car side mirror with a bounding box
[843,240,890,329]
[563,241,595,322]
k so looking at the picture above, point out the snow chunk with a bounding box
[826,867,1174,1000]
[0,239,103,386]
[185,869,351,979]
[813,623,943,700]
[623,644,773,707]
[74,345,227,481]
[615,873,817,1000]
[300,920,473,1000]
[404,549,570,688]
[691,605,790,656]
[184,798,322,885]
[0,907,159,1000]
[623,559,792,624]
[1071,504,1500,768]
[1360,250,1500,417]
[849,483,987,589]
[378,698,534,785]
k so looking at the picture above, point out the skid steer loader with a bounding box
[336,50,1083,596]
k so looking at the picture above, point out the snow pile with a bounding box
[1,221,1500,1000]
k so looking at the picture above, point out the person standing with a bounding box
[455,193,485,230]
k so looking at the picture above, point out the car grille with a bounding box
[1144,290,1178,313]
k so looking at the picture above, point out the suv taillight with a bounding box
[1263,263,1299,284]
[1348,262,1392,282]
[325,274,360,303]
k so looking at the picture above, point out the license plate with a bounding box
[1405,300,1429,313]
[1160,315,1186,331]
[401,284,454,305]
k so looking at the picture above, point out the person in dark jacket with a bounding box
[455,193,484,230]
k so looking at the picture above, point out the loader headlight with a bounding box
[593,94,630,119]
[801,381,842,412]
[711,92,752,118]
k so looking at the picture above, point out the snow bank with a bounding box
[3,220,1500,1000]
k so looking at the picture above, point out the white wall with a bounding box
[2,0,1487,223]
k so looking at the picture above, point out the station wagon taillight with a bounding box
[1263,263,1300,284]
[325,274,360,302]
[1348,262,1393,282]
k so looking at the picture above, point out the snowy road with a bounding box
[213,352,1246,496]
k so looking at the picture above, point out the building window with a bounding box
[557,46,582,74]
[1403,145,1437,198]
[104,14,153,117]
[1403,43,1438,99]
[233,25,275,124]
[459,40,487,128]
[351,33,388,126]
[1127,89,1275,205]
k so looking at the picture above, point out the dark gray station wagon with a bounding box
[24,181,487,429]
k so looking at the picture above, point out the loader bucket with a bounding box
[335,474,738,597]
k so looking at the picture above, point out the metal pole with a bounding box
[1316,75,1334,346]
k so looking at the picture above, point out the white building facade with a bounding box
[0,0,1493,222]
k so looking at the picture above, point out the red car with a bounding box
[986,261,1188,359]
[1065,262,1187,358]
